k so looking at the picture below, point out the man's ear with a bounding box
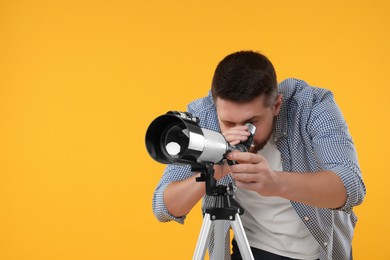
[273,94,283,116]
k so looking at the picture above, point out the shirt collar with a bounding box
[273,95,288,142]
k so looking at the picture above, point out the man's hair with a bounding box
[211,51,277,106]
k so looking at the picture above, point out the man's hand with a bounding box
[227,151,280,196]
[226,151,348,208]
[222,125,251,146]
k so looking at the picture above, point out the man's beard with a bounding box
[249,133,272,153]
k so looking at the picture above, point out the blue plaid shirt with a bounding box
[152,78,366,260]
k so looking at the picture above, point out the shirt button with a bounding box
[304,216,309,221]
[324,242,328,247]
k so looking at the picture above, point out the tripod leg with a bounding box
[230,213,254,260]
[213,220,225,260]
[193,213,213,260]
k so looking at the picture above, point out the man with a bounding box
[152,51,366,260]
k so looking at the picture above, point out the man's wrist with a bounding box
[272,171,286,197]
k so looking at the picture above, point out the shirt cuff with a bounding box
[328,161,364,213]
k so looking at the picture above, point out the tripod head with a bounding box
[193,162,244,220]
[192,162,220,196]
[193,162,235,198]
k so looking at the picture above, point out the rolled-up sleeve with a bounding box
[308,95,366,213]
[152,164,193,223]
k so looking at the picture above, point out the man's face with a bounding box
[215,94,282,152]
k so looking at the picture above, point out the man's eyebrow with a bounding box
[221,116,260,124]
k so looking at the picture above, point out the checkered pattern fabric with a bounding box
[152,78,366,260]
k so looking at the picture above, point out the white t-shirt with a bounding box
[234,138,320,259]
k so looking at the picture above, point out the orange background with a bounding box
[0,1,389,259]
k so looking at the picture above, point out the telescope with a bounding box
[145,111,256,171]
[145,111,257,259]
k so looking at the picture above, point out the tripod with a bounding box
[192,163,254,260]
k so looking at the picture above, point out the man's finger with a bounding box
[235,180,258,191]
[233,173,256,183]
[230,163,257,173]
[227,151,265,164]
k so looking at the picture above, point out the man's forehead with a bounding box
[215,97,266,122]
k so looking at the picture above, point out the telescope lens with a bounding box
[163,125,189,159]
[166,142,181,156]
